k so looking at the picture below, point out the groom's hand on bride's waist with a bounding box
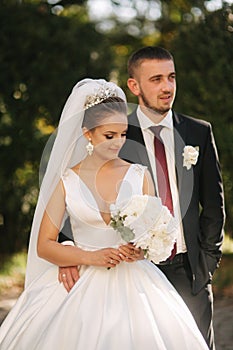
[59,266,80,292]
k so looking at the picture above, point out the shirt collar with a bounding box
[137,106,173,131]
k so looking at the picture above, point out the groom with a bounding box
[59,46,225,349]
[119,46,225,350]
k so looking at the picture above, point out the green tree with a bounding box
[1,0,232,258]
[0,1,113,255]
[170,4,233,235]
[95,1,233,236]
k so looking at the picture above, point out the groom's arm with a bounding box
[58,232,74,244]
[58,217,75,244]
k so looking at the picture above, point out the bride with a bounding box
[0,79,208,349]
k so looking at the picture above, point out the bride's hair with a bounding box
[82,96,127,130]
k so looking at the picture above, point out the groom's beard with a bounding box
[140,91,171,116]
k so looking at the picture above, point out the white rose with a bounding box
[127,196,164,238]
[182,145,199,170]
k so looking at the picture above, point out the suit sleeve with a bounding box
[199,123,225,274]
[58,217,74,244]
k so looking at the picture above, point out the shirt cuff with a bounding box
[61,240,75,246]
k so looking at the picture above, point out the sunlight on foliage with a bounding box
[35,118,55,135]
[222,234,233,254]
[21,187,38,214]
[14,163,39,214]
[15,162,35,186]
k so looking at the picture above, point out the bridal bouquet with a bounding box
[110,195,176,263]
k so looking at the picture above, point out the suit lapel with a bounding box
[173,112,194,221]
[173,111,186,191]
[122,110,194,216]
[126,110,188,184]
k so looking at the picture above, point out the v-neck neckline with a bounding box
[69,164,134,226]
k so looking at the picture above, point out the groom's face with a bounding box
[128,59,176,118]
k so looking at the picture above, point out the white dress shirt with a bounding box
[137,106,187,254]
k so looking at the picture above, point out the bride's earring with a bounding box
[86,138,94,156]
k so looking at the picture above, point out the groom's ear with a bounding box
[127,78,140,97]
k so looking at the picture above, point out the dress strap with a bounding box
[131,164,147,194]
[116,164,147,203]
[61,168,74,198]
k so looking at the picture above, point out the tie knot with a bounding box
[149,125,164,141]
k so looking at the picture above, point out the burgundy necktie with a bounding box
[150,126,177,259]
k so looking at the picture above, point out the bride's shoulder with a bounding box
[71,163,82,172]
[118,160,147,171]
[126,163,154,195]
[130,163,148,174]
[62,166,79,182]
[119,161,149,180]
[62,163,81,176]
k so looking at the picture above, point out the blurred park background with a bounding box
[0,0,233,299]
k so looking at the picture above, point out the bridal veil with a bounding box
[25,79,126,287]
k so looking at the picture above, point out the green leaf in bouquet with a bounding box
[119,226,135,242]
[110,220,117,230]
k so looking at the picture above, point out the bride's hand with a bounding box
[118,243,144,262]
[89,248,122,268]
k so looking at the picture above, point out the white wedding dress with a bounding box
[0,164,208,350]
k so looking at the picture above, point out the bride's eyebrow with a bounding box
[103,129,128,134]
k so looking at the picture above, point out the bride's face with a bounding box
[85,113,128,159]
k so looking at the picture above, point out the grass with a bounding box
[0,252,27,295]
[213,254,233,298]
[0,235,233,297]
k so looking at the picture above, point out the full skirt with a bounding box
[0,260,208,350]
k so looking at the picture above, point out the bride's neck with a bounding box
[81,156,119,171]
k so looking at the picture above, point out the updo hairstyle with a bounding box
[82,96,127,130]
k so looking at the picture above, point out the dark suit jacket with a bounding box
[119,110,225,294]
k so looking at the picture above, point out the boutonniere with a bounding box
[182,145,199,170]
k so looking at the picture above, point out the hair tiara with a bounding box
[84,84,117,110]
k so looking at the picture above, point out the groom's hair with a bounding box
[127,46,174,78]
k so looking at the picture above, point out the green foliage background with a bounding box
[0,0,232,257]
